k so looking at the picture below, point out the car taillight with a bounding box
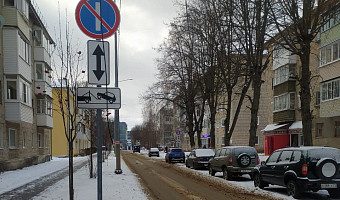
[228,157,233,164]
[302,164,308,175]
[196,157,200,161]
[257,156,260,165]
[169,152,172,155]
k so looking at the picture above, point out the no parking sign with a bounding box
[75,0,120,39]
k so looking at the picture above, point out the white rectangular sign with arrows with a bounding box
[77,87,121,109]
[88,40,110,85]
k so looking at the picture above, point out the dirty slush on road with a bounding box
[122,151,283,200]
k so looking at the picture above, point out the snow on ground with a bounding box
[0,153,148,200]
[0,156,86,194]
[33,153,148,200]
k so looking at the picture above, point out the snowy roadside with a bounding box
[32,152,148,200]
[0,156,87,194]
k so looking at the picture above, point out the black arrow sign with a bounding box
[92,45,105,81]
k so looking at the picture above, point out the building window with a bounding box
[320,39,340,66]
[221,119,225,127]
[321,79,340,101]
[31,132,34,148]
[255,135,259,145]
[18,33,30,64]
[335,121,340,137]
[21,82,27,103]
[7,80,17,100]
[38,133,42,147]
[273,64,296,86]
[22,131,26,148]
[36,63,43,80]
[222,136,225,145]
[316,123,323,137]
[9,129,17,148]
[0,124,3,148]
[216,121,219,128]
[273,93,296,112]
[15,0,29,19]
[316,92,321,106]
[4,0,14,6]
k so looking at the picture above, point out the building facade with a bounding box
[0,0,54,171]
[159,104,174,148]
[119,121,127,149]
[314,7,340,148]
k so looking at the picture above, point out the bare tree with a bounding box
[51,8,86,200]
[269,0,338,146]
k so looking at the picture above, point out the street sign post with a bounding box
[75,0,120,39]
[77,87,121,109]
[88,40,110,85]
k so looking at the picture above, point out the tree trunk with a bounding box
[249,74,261,147]
[209,112,216,149]
[68,141,74,200]
[299,44,313,146]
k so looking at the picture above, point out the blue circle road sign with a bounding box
[176,130,181,135]
[75,0,120,39]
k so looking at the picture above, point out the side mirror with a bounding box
[261,161,266,166]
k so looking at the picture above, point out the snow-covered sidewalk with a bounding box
[0,152,148,200]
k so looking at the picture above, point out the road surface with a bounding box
[122,151,282,200]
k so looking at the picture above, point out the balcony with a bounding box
[273,110,295,123]
[5,102,33,124]
[34,46,51,66]
[37,114,53,128]
[35,81,52,97]
[273,52,297,70]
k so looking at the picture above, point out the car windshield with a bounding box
[170,148,182,152]
[308,148,340,162]
[234,147,257,156]
[195,149,215,157]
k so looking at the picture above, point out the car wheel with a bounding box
[287,180,302,199]
[328,189,340,198]
[169,158,172,163]
[193,162,198,170]
[237,153,251,168]
[209,166,216,176]
[223,167,232,180]
[253,173,265,189]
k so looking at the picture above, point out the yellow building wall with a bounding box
[52,88,74,156]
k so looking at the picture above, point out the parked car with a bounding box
[208,146,259,180]
[253,146,340,199]
[165,148,185,163]
[133,145,140,153]
[149,148,160,157]
[186,148,215,169]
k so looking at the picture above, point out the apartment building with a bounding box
[314,6,340,148]
[159,104,174,148]
[262,39,320,155]
[0,0,54,171]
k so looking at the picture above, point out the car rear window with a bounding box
[234,147,257,156]
[308,148,340,162]
[195,149,215,157]
[150,148,159,151]
[171,148,182,152]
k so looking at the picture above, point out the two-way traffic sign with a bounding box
[88,40,110,85]
[77,87,121,109]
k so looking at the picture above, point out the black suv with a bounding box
[253,146,340,199]
[208,146,259,180]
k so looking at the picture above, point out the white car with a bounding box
[149,148,160,157]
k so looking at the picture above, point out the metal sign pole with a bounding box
[114,16,122,174]
[97,85,102,200]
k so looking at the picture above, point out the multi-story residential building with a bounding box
[159,104,174,148]
[0,0,54,171]
[52,87,90,156]
[262,40,320,155]
[314,6,340,148]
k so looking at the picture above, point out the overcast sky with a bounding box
[34,0,180,130]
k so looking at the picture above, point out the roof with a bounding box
[262,123,288,132]
[289,121,302,130]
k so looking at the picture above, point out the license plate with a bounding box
[241,170,251,173]
[321,184,337,189]
[204,164,208,166]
